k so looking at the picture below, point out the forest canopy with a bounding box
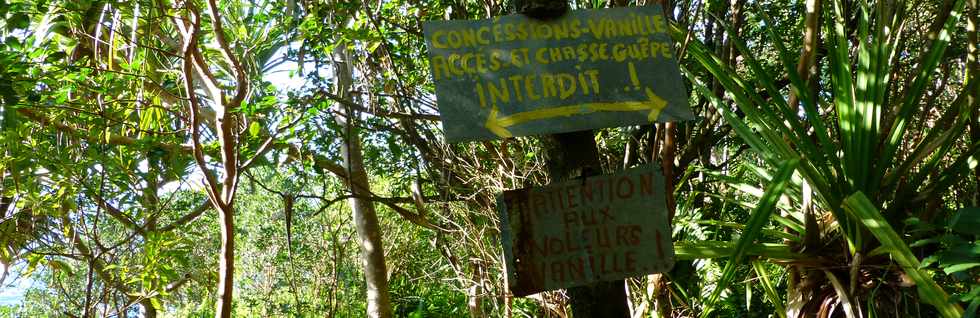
[0,0,978,317]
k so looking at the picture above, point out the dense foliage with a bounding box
[0,0,977,317]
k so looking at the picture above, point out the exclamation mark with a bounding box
[627,62,641,91]
[655,229,665,259]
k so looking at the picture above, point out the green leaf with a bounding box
[951,207,980,236]
[910,238,939,248]
[249,121,261,137]
[701,159,798,317]
[7,13,30,31]
[936,241,980,270]
[878,0,968,182]
[673,241,799,260]
[966,298,980,318]
[4,36,21,50]
[45,51,67,63]
[23,253,45,277]
[48,258,74,276]
[752,260,786,318]
[942,263,980,275]
[843,192,964,317]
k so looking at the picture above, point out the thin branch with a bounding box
[205,0,248,109]
[83,187,148,237]
[320,90,441,121]
[15,108,191,153]
[240,112,306,170]
[181,7,223,208]
[157,200,212,232]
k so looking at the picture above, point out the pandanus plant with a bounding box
[670,0,978,316]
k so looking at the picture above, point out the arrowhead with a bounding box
[485,106,513,138]
[644,88,669,122]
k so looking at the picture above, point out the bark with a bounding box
[649,122,676,318]
[787,0,822,110]
[212,200,236,318]
[179,2,246,316]
[467,261,486,318]
[662,122,677,224]
[340,117,394,318]
[141,299,158,318]
[334,46,395,318]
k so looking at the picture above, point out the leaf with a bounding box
[966,298,980,318]
[701,159,798,317]
[4,36,21,50]
[249,121,261,137]
[843,192,964,317]
[23,253,45,277]
[951,207,980,236]
[48,258,74,276]
[49,20,70,37]
[7,13,30,31]
[942,263,980,275]
[878,0,968,180]
[45,51,67,63]
[936,242,980,272]
[826,270,861,318]
[959,287,980,302]
[911,238,940,248]
[752,260,786,318]
[672,241,799,260]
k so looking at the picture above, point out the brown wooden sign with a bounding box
[497,164,674,296]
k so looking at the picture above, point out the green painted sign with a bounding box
[497,164,675,296]
[423,5,694,142]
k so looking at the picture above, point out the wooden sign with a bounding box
[423,5,694,142]
[497,164,674,296]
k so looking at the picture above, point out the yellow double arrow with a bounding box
[485,87,669,138]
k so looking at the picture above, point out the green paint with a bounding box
[423,5,694,142]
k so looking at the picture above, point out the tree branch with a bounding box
[15,108,191,153]
[181,7,223,208]
[157,200,212,232]
[84,188,148,237]
[205,0,248,109]
[319,90,441,121]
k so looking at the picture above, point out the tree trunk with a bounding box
[468,261,485,318]
[340,117,395,318]
[512,0,631,315]
[179,3,245,316]
[335,46,395,318]
[214,202,236,318]
[544,131,630,318]
[141,299,158,318]
[652,122,676,317]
